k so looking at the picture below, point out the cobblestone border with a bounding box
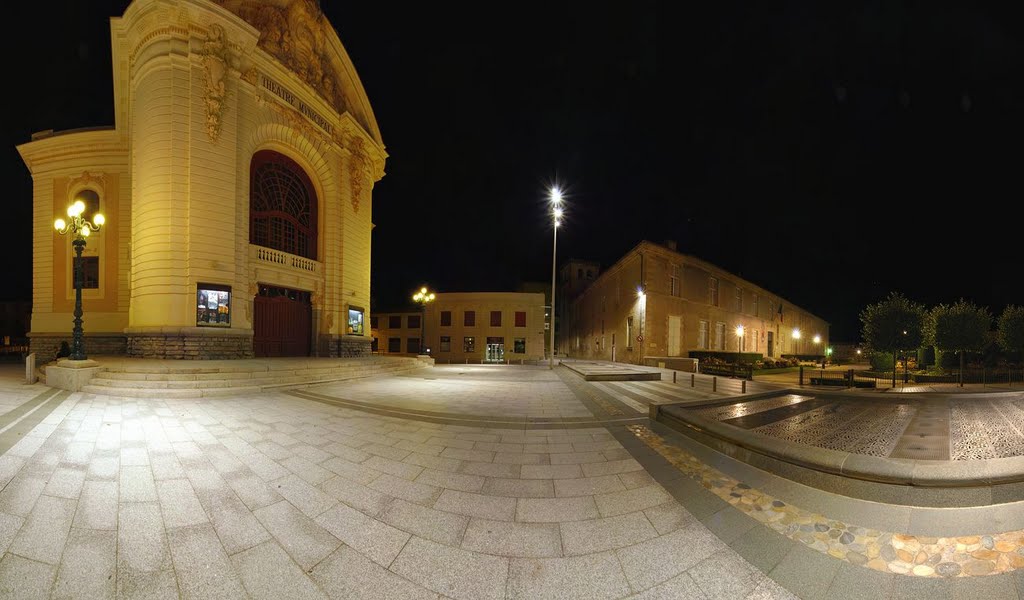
[628,423,1024,578]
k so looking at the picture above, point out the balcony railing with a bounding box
[250,245,321,275]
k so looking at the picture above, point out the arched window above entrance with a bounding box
[250,150,318,260]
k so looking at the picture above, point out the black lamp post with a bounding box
[54,199,104,360]
[412,287,435,355]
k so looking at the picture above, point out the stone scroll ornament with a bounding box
[348,136,371,213]
[202,24,232,141]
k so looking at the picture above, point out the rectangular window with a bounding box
[370,316,379,329]
[463,336,475,352]
[388,316,401,329]
[464,311,476,327]
[196,284,231,327]
[408,338,420,354]
[715,322,725,351]
[348,308,365,335]
[514,311,526,327]
[440,336,451,352]
[388,337,401,353]
[699,320,708,349]
[735,287,742,311]
[626,316,634,348]
[752,295,759,317]
[78,256,100,290]
[408,315,421,329]
[709,277,719,306]
[669,264,680,297]
[440,311,452,326]
[490,311,501,327]
[514,338,526,353]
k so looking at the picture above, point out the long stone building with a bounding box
[561,240,829,364]
[18,0,384,359]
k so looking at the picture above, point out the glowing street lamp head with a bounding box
[813,334,821,344]
[735,325,744,338]
[93,213,105,226]
[54,218,66,231]
[792,328,801,340]
[420,287,427,294]
[549,187,563,205]
[553,207,563,220]
[636,287,645,299]
[81,227,90,237]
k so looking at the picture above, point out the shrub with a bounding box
[869,351,894,371]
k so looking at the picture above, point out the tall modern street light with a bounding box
[54,199,105,360]
[548,187,563,369]
[412,287,435,355]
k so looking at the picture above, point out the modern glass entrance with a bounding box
[485,337,504,363]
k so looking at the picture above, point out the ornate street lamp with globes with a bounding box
[54,199,105,360]
[412,287,435,355]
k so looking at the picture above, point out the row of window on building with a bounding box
[371,311,529,330]
[375,336,528,354]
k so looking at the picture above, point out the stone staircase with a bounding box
[73,356,428,398]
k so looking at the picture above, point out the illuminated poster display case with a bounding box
[197,284,231,327]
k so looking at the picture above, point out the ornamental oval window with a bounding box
[249,150,318,260]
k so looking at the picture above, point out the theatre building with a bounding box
[562,241,829,364]
[18,0,385,358]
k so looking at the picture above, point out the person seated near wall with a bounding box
[55,341,71,361]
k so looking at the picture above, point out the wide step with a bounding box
[73,357,427,398]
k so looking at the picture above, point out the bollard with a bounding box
[25,353,36,385]
[673,371,677,383]
[713,377,717,392]
[741,380,746,394]
[799,366,804,387]
[691,373,695,387]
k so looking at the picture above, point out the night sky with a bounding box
[4,2,1023,341]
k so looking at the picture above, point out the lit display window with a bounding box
[197,285,231,327]
[348,308,364,335]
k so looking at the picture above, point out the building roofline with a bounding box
[571,239,830,326]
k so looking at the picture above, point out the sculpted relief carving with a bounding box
[215,0,347,114]
[202,24,232,141]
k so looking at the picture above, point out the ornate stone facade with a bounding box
[18,0,386,359]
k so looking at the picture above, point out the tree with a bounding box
[860,292,925,388]
[998,305,1024,361]
[930,300,991,387]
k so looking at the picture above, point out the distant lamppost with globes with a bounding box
[54,199,105,360]
[548,187,564,369]
[412,287,435,355]
[791,328,801,355]
[735,325,745,353]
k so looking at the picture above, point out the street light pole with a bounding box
[412,287,435,355]
[54,199,105,361]
[549,187,563,369]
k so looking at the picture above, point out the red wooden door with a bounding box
[254,292,311,357]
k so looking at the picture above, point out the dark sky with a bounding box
[4,2,1023,341]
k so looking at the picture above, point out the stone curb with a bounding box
[652,391,1024,488]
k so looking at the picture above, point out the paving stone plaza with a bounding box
[3,359,1024,598]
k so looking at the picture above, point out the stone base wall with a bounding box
[30,333,127,363]
[127,334,254,359]
[319,335,371,358]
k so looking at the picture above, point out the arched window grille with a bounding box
[249,151,318,260]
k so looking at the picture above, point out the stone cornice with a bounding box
[17,129,127,174]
